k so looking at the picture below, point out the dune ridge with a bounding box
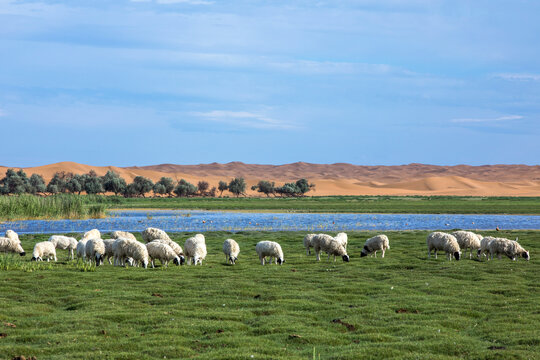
[1,161,539,196]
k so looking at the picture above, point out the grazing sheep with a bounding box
[360,235,390,258]
[150,238,184,258]
[0,237,25,256]
[335,232,348,250]
[112,238,135,267]
[426,232,461,261]
[311,234,349,262]
[451,231,481,259]
[223,239,240,264]
[103,239,116,265]
[478,236,496,259]
[303,234,316,255]
[184,236,207,265]
[125,240,149,268]
[146,242,182,267]
[82,229,101,241]
[76,239,89,260]
[110,231,137,241]
[85,238,106,266]
[48,235,78,260]
[255,241,285,265]
[31,241,57,262]
[5,230,20,243]
[141,227,171,243]
[487,238,530,261]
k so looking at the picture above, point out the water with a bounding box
[0,210,539,234]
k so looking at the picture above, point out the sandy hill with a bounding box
[1,161,539,196]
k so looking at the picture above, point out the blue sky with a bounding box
[1,0,539,167]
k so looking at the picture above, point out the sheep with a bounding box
[0,237,26,256]
[103,239,116,265]
[141,227,171,243]
[360,234,390,258]
[125,240,149,268]
[184,235,207,265]
[112,238,137,267]
[335,232,348,250]
[311,234,349,262]
[5,230,20,243]
[487,238,530,261]
[110,231,137,241]
[76,239,89,261]
[146,242,182,268]
[85,238,106,266]
[223,239,240,264]
[478,236,496,259]
[150,238,184,258]
[426,232,461,261]
[48,235,78,260]
[255,241,285,265]
[303,233,316,255]
[451,231,481,259]
[31,241,57,262]
[82,229,101,241]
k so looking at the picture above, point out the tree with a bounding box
[208,186,217,197]
[65,175,83,194]
[218,181,228,197]
[197,181,209,196]
[153,183,167,197]
[47,172,67,194]
[122,183,138,198]
[228,177,246,197]
[83,174,104,195]
[131,176,154,197]
[102,171,127,196]
[295,178,315,196]
[251,180,275,197]
[29,174,46,195]
[174,179,198,197]
[154,177,175,197]
[0,169,30,194]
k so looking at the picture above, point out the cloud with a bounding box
[191,110,295,130]
[451,115,523,123]
[493,73,540,81]
[129,0,213,4]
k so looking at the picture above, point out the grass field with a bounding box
[1,230,538,359]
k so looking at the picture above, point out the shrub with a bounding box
[174,179,198,197]
[228,177,246,197]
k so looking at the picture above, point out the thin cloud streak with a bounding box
[191,110,295,130]
[451,115,523,123]
[493,73,540,81]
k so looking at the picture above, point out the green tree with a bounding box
[131,176,153,197]
[228,177,246,197]
[83,173,104,195]
[29,174,46,195]
[295,178,315,196]
[0,169,29,194]
[102,171,126,196]
[65,175,83,194]
[174,179,198,197]
[47,172,67,194]
[251,180,275,197]
[197,181,209,196]
[155,177,175,197]
[122,183,138,198]
[153,183,167,197]
[218,181,228,197]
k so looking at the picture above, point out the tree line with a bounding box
[0,169,315,198]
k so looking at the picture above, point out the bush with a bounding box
[251,180,275,197]
[228,177,246,197]
[174,179,198,197]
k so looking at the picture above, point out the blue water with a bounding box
[0,210,539,234]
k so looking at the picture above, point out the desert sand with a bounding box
[1,161,539,196]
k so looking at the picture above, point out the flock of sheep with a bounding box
[0,228,530,268]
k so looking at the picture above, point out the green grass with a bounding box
[1,230,538,359]
[0,194,106,220]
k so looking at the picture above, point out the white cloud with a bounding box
[191,110,294,130]
[493,73,540,81]
[130,0,213,4]
[451,115,523,123]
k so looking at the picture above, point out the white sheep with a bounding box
[48,235,78,260]
[5,230,20,243]
[360,234,390,258]
[85,238,106,266]
[311,234,349,262]
[110,231,137,241]
[478,236,496,259]
[0,237,26,256]
[255,240,285,265]
[112,238,134,266]
[146,242,182,267]
[223,239,240,264]
[487,237,530,261]
[451,231,481,259]
[82,229,101,241]
[184,235,207,265]
[125,240,149,268]
[76,239,89,261]
[303,233,316,255]
[31,241,57,262]
[335,232,348,250]
[141,227,171,243]
[103,239,116,265]
[426,232,461,261]
[150,238,184,259]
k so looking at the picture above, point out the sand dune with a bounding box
[1,161,539,196]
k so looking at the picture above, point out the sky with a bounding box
[0,0,539,167]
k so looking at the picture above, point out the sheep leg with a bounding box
[374,251,377,258]
[427,248,431,259]
[316,250,320,261]
[434,250,438,259]
[260,256,264,265]
[54,255,57,262]
[382,249,385,258]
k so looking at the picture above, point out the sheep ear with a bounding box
[515,237,518,242]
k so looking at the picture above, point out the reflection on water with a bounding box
[0,210,539,234]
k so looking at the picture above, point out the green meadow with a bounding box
[0,230,538,359]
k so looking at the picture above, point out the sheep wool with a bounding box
[76,239,89,260]
[426,232,461,261]
[82,229,101,241]
[5,230,20,243]
[184,236,207,265]
[125,240,149,268]
[303,234,316,255]
[311,234,349,262]
[32,241,57,262]
[141,227,171,243]
[112,238,136,267]
[110,231,137,241]
[451,231,481,259]
[361,235,390,258]
[150,238,184,257]
[85,238,106,266]
[0,237,26,256]
[488,238,530,261]
[255,241,285,265]
[478,236,496,259]
[146,242,182,267]
[223,239,240,264]
[48,235,78,260]
[102,239,116,264]
[335,232,348,250]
